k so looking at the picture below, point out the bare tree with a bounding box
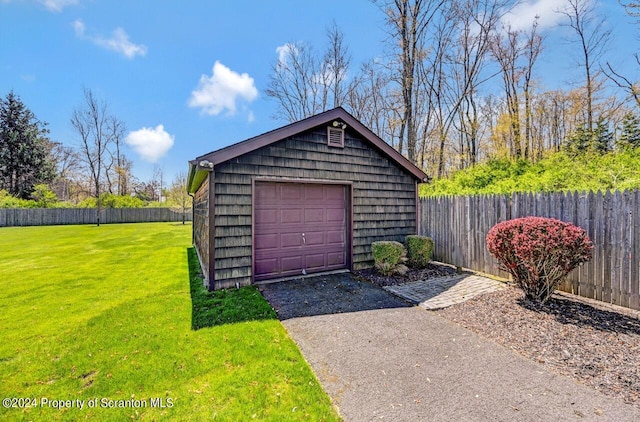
[379,0,445,163]
[490,17,543,160]
[323,21,351,108]
[491,26,522,157]
[106,116,127,195]
[603,60,640,108]
[70,88,124,225]
[522,19,543,160]
[346,60,395,140]
[50,142,81,202]
[265,42,322,122]
[559,0,611,131]
[266,23,353,123]
[620,0,640,19]
[166,171,193,224]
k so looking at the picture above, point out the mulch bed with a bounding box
[357,265,640,409]
[354,262,458,287]
[438,287,640,409]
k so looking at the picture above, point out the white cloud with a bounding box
[72,19,147,59]
[72,19,85,36]
[40,0,78,12]
[276,43,297,66]
[125,125,174,162]
[501,0,572,31]
[188,61,258,116]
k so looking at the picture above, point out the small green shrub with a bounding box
[406,235,434,268]
[371,241,405,275]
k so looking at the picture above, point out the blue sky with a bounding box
[0,0,637,183]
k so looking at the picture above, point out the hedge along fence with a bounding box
[0,208,193,227]
[420,190,640,311]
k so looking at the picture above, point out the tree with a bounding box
[380,0,445,163]
[70,88,124,225]
[0,91,55,198]
[560,0,611,132]
[265,23,352,122]
[265,42,323,122]
[49,142,82,202]
[323,21,351,109]
[166,171,193,224]
[620,1,640,19]
[31,183,58,208]
[617,112,640,149]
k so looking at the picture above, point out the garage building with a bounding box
[187,107,428,290]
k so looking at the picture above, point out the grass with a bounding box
[187,247,277,329]
[0,223,339,421]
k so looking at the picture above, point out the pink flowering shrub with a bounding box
[486,217,593,303]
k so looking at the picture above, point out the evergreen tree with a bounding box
[562,124,591,156]
[0,91,55,198]
[617,112,640,150]
[562,119,612,156]
[591,118,613,154]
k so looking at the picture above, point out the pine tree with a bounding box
[591,118,612,154]
[562,124,591,156]
[617,112,640,150]
[0,91,55,198]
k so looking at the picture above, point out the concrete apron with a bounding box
[283,306,640,422]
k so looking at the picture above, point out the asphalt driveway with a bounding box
[259,272,640,421]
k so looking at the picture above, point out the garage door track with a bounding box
[259,272,640,421]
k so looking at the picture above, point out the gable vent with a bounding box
[327,126,345,148]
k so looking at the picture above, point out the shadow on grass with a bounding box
[187,247,276,330]
[517,294,640,337]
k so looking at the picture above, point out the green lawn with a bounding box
[0,223,339,421]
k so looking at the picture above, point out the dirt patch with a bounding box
[436,286,640,409]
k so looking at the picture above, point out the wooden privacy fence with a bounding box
[420,190,640,311]
[0,208,192,227]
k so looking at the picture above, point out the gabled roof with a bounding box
[188,107,428,193]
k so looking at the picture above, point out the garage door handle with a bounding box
[302,233,306,245]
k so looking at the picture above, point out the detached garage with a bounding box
[187,107,428,290]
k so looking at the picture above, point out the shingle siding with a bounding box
[192,176,210,288]
[209,125,417,288]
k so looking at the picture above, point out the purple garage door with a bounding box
[254,182,347,281]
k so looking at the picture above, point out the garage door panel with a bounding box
[304,231,324,245]
[281,184,303,200]
[282,256,303,271]
[306,253,326,269]
[281,232,302,248]
[304,208,324,223]
[326,186,345,200]
[328,252,346,266]
[255,258,278,276]
[255,234,278,250]
[305,186,325,200]
[256,184,277,201]
[254,182,347,281]
[255,208,278,224]
[326,208,345,222]
[281,208,303,223]
[327,230,345,244]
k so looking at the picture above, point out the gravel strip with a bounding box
[436,286,640,409]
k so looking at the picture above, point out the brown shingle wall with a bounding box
[192,175,210,288]
[211,127,417,288]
